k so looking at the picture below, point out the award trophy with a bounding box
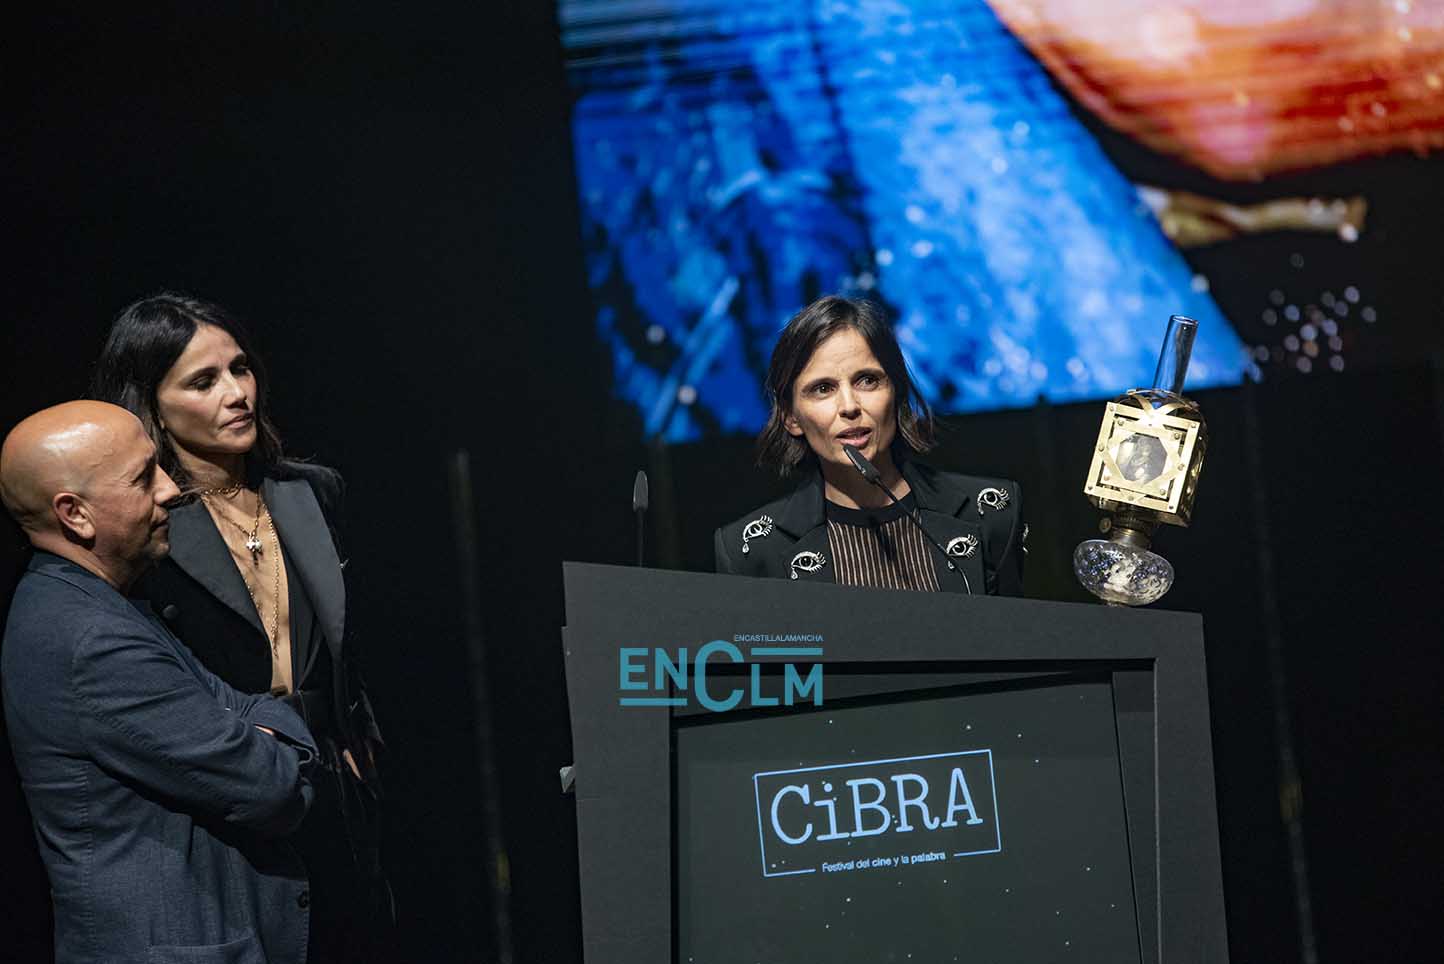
[1073,315,1208,606]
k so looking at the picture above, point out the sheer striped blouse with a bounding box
[825,494,941,592]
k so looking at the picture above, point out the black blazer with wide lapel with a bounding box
[134,462,370,749]
[264,473,347,679]
[134,461,389,910]
[714,460,1024,596]
[151,494,275,693]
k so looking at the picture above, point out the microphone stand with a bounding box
[843,446,972,594]
[632,470,649,567]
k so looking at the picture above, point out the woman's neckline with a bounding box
[824,491,917,526]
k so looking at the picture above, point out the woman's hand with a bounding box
[342,737,380,782]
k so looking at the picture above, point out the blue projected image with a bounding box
[560,0,1249,441]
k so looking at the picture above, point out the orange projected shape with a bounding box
[987,0,1444,180]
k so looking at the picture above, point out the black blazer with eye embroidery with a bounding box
[714,459,1025,596]
[131,461,383,775]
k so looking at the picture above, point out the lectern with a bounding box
[562,563,1227,963]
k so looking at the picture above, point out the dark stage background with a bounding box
[3,5,1441,964]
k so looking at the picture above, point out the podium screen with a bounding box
[674,672,1142,963]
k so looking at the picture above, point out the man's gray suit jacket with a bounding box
[2,551,317,964]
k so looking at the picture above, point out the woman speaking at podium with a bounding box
[714,296,1024,595]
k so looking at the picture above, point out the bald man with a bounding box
[1,402,317,964]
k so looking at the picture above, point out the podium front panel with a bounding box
[562,563,1226,964]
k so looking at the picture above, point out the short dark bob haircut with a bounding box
[90,292,284,492]
[756,295,935,475]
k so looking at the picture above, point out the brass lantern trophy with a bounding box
[1073,315,1208,606]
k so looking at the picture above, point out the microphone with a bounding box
[843,447,972,593]
[844,445,882,483]
[632,470,649,567]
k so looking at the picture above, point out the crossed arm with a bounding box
[73,620,319,838]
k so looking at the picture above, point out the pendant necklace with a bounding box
[249,507,281,655]
[203,489,281,654]
[204,486,265,561]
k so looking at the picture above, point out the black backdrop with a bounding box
[4,5,1441,963]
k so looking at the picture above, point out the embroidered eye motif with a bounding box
[741,515,774,555]
[976,487,1010,516]
[790,550,827,580]
[946,535,979,559]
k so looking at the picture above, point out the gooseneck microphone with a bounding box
[632,470,649,567]
[844,445,883,484]
[843,446,972,594]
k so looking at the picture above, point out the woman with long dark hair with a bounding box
[91,291,392,961]
[715,295,1025,594]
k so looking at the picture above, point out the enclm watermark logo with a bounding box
[618,634,824,710]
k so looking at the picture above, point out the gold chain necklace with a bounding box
[203,488,264,559]
[197,481,246,498]
[203,492,281,654]
[249,509,281,655]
